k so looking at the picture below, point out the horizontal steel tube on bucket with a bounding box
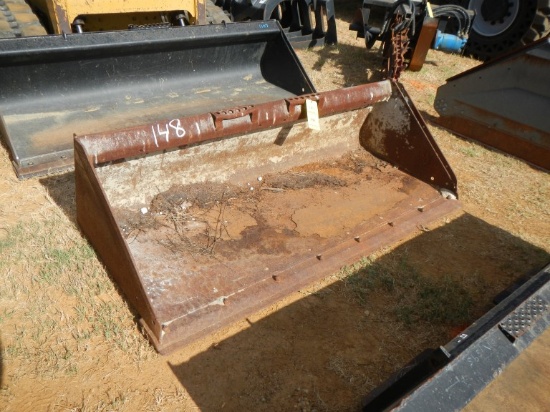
[78,82,394,165]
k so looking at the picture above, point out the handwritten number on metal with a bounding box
[151,119,186,146]
[168,119,186,138]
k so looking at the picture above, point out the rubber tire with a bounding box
[464,0,550,60]
[0,0,46,38]
[206,0,232,24]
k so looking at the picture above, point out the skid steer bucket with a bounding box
[75,80,460,354]
[434,37,550,171]
[0,21,314,178]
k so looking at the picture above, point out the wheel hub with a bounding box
[480,0,511,23]
[469,0,520,37]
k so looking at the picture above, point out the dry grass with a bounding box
[0,213,157,378]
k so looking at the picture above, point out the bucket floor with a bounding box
[109,148,450,348]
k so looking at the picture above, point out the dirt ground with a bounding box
[1,2,549,411]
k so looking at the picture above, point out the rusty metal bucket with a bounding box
[75,80,460,353]
[0,21,314,178]
[434,37,550,170]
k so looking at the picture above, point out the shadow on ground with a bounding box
[40,171,77,223]
[169,213,549,412]
[0,337,3,389]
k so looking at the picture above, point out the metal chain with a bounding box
[382,14,411,80]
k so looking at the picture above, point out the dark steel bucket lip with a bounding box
[0,20,287,61]
[445,37,550,82]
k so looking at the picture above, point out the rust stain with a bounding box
[54,3,72,34]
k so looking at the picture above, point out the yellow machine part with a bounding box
[28,0,205,33]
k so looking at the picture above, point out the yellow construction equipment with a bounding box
[17,0,207,33]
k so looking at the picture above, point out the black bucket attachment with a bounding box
[227,0,337,48]
[0,21,314,178]
[434,37,550,171]
[74,80,459,353]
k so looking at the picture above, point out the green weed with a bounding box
[397,276,473,325]
[460,146,480,158]
[0,224,25,251]
[0,308,15,323]
[342,255,474,327]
